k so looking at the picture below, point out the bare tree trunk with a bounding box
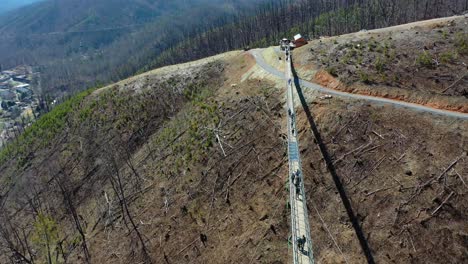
[0,216,34,264]
[107,152,152,263]
[54,174,91,263]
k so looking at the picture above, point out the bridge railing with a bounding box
[285,47,315,264]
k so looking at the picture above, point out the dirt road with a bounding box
[250,49,468,120]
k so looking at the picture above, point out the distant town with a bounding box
[0,65,38,147]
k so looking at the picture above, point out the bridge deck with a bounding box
[285,48,314,264]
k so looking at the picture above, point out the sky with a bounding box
[0,0,42,14]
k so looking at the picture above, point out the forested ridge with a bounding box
[147,0,468,70]
[0,0,273,96]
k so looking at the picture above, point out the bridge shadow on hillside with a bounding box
[290,59,375,264]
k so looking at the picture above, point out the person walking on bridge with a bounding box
[299,235,306,252]
[297,235,306,252]
[294,174,301,196]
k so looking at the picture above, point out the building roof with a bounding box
[15,84,30,89]
[1,71,16,75]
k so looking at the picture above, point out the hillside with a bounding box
[0,16,467,264]
[0,0,274,96]
[292,15,468,113]
[0,49,292,263]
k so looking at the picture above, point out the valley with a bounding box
[0,65,39,148]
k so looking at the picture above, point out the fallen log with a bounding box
[431,191,455,216]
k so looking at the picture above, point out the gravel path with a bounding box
[250,49,468,120]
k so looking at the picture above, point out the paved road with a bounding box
[285,48,315,264]
[250,49,468,120]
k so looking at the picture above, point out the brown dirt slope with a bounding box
[293,15,468,113]
[295,86,468,263]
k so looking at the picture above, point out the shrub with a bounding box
[359,71,372,84]
[375,45,384,53]
[440,51,457,63]
[368,40,378,52]
[375,57,385,73]
[416,51,434,68]
[31,214,61,263]
[382,42,390,56]
[441,30,449,39]
[326,66,338,77]
[388,50,397,61]
[320,57,330,65]
[454,32,468,55]
[341,54,351,64]
[357,55,363,64]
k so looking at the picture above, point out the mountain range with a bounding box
[0,0,274,96]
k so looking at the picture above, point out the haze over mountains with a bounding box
[0,0,41,14]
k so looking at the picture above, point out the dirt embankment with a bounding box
[314,70,468,113]
[293,15,468,113]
